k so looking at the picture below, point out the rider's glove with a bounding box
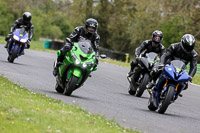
[5,34,12,41]
[135,54,139,59]
[64,42,73,51]
[189,76,193,82]
[26,43,30,49]
[150,63,164,76]
[26,40,30,49]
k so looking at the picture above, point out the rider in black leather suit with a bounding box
[53,18,100,76]
[127,30,165,77]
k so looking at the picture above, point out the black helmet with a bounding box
[152,30,163,43]
[181,34,195,52]
[85,18,98,34]
[23,12,32,23]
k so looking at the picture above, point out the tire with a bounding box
[148,96,158,111]
[55,83,64,93]
[136,73,150,97]
[128,89,136,95]
[63,75,78,96]
[158,86,174,114]
[128,78,136,95]
[9,45,19,63]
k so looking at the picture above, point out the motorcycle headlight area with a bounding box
[13,35,19,41]
[20,39,28,43]
[82,63,87,68]
[82,62,94,68]
[72,53,80,64]
[149,60,154,67]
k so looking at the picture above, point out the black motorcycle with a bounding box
[127,52,158,97]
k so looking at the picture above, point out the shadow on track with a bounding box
[138,108,184,118]
[43,90,96,101]
[0,59,31,67]
[119,93,150,99]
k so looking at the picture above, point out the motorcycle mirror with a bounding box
[100,54,106,59]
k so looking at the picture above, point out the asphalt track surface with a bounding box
[0,44,200,133]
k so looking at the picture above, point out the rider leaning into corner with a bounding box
[4,12,34,50]
[53,18,100,76]
[127,30,165,77]
[150,34,198,106]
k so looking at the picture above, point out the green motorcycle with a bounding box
[54,40,106,96]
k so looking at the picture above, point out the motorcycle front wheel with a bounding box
[63,75,78,96]
[8,45,19,63]
[158,86,174,114]
[136,73,150,97]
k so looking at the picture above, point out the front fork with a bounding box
[160,80,180,102]
[10,43,23,55]
[67,68,82,84]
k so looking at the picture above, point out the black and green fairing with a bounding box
[57,40,97,85]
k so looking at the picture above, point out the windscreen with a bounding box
[78,40,94,54]
[15,27,27,36]
[171,60,186,70]
[146,52,158,62]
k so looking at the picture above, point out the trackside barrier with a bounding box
[44,40,64,50]
[99,47,130,62]
[44,40,51,49]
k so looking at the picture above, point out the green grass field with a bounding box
[0,76,138,133]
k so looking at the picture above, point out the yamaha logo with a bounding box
[168,68,172,71]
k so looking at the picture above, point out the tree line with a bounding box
[0,0,199,61]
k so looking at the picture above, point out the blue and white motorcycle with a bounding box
[148,60,191,114]
[7,26,29,63]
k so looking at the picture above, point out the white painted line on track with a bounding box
[190,83,200,87]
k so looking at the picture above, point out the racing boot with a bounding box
[127,70,134,77]
[4,42,9,48]
[53,61,62,77]
[4,34,12,48]
[146,81,155,95]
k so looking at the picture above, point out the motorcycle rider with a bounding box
[53,18,100,76]
[127,30,165,77]
[151,34,198,107]
[5,12,34,50]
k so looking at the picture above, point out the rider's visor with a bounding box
[154,36,161,41]
[87,26,95,31]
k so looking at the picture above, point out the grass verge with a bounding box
[100,58,130,68]
[0,76,138,133]
[192,74,200,85]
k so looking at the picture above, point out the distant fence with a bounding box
[44,40,64,50]
[44,40,130,62]
[99,47,130,62]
